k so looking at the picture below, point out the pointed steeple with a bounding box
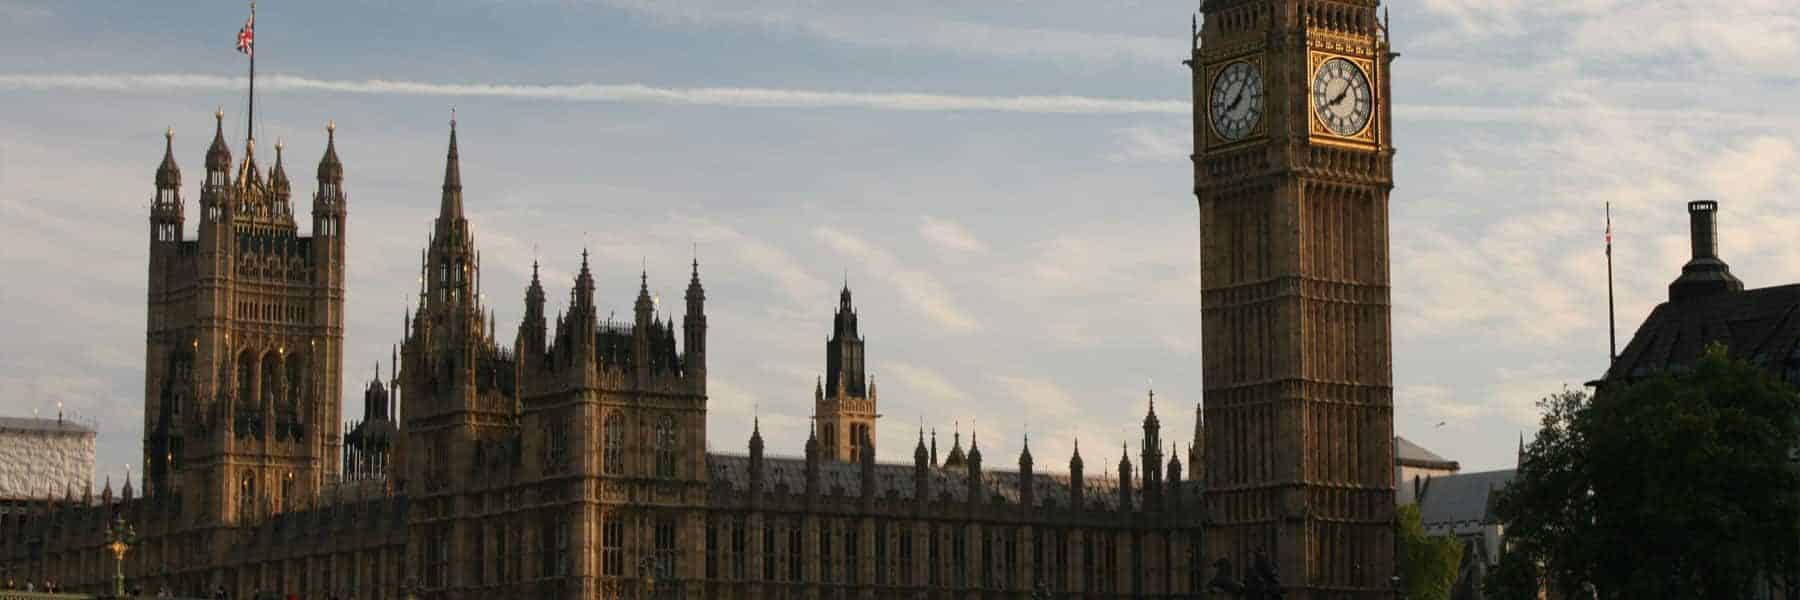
[1119,442,1135,510]
[634,269,654,324]
[687,257,704,299]
[156,127,181,189]
[1069,438,1086,511]
[269,138,290,194]
[1019,433,1036,508]
[206,109,232,173]
[944,423,967,468]
[930,428,939,467]
[575,250,595,310]
[317,120,343,182]
[439,113,463,221]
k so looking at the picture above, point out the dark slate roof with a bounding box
[1417,469,1515,529]
[706,453,1145,511]
[1396,436,1458,470]
[0,416,96,435]
[1605,284,1800,386]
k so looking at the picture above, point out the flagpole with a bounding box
[1607,202,1617,362]
[246,0,256,146]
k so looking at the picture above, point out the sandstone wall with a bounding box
[0,425,95,499]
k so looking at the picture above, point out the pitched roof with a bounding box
[1605,283,1800,386]
[1417,468,1515,530]
[1395,436,1458,470]
[706,453,1160,511]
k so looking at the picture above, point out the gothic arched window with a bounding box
[603,413,624,474]
[238,472,255,522]
[655,415,677,478]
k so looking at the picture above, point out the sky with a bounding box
[2,0,1799,487]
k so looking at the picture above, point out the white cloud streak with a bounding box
[813,226,980,334]
[0,73,1186,115]
[591,0,1177,66]
[14,73,1768,130]
[918,216,987,254]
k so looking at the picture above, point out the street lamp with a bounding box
[104,513,137,598]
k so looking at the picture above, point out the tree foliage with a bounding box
[1399,502,1464,600]
[1488,345,1800,599]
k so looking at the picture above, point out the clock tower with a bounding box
[1189,1,1397,598]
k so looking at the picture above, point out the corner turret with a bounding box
[151,128,184,244]
[966,430,983,504]
[1069,439,1085,511]
[1118,443,1134,511]
[684,258,707,389]
[1018,434,1035,508]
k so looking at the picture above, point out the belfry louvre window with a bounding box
[654,517,678,578]
[655,415,677,478]
[602,515,624,577]
[555,516,570,577]
[546,421,570,472]
[603,413,624,474]
[428,527,450,588]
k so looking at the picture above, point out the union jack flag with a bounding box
[236,10,254,57]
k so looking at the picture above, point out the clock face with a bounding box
[1209,61,1264,142]
[1312,57,1373,136]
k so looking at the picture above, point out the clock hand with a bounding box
[1329,87,1349,108]
[1226,87,1245,113]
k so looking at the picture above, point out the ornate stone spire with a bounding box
[269,138,290,194]
[206,109,232,173]
[156,127,181,188]
[439,113,462,221]
[316,120,342,182]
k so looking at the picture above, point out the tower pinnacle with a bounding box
[439,115,462,221]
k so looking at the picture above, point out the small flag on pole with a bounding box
[236,9,255,57]
[1605,204,1612,257]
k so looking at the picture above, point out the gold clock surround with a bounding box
[1307,51,1379,146]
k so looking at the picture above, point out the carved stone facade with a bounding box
[2,115,1210,599]
[0,3,1415,595]
[1189,0,1399,597]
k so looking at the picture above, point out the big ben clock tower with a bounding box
[1189,1,1397,598]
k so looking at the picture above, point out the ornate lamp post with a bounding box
[103,513,137,598]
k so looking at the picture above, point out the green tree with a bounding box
[1489,346,1800,600]
[1399,502,1464,600]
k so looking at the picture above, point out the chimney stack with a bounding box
[1668,200,1744,302]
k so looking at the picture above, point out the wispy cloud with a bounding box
[592,0,1178,65]
[813,226,980,333]
[883,361,969,404]
[918,216,986,254]
[0,73,1185,115]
